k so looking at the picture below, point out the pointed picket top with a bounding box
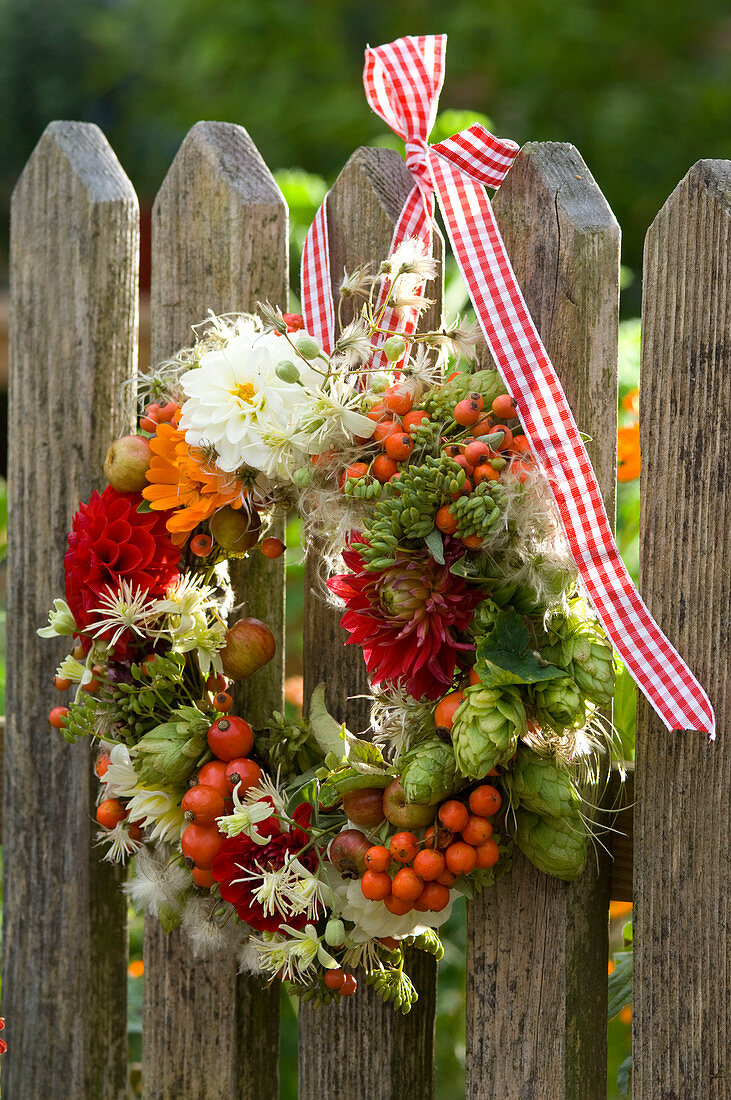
[6,119,137,1099]
[635,157,731,1099]
[326,145,443,332]
[151,120,287,359]
[14,119,138,207]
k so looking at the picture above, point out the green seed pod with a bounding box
[294,333,321,360]
[292,467,312,488]
[532,676,585,731]
[383,336,407,362]
[369,371,389,393]
[324,918,346,947]
[503,746,582,818]
[400,737,458,805]
[275,360,301,383]
[513,808,588,881]
[451,683,526,780]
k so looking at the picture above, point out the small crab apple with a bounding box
[103,435,152,492]
[220,617,276,680]
[382,779,435,829]
[210,506,261,552]
[181,823,224,869]
[96,798,127,829]
[342,787,385,828]
[324,968,346,991]
[329,829,372,879]
[224,757,262,792]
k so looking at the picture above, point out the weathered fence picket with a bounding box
[299,146,442,1100]
[464,142,620,1100]
[5,121,138,1099]
[635,160,731,1100]
[5,115,730,1100]
[142,121,286,1100]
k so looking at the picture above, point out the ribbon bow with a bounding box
[301,34,715,738]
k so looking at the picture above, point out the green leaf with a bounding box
[608,949,633,1019]
[424,526,445,564]
[342,729,389,772]
[477,650,565,687]
[617,1054,632,1097]
[318,763,393,807]
[308,683,345,758]
[491,608,530,653]
[476,611,564,686]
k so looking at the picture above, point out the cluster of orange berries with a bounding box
[139,399,178,434]
[323,968,358,997]
[179,712,262,888]
[359,785,502,913]
[338,385,534,498]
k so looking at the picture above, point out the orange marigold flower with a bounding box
[143,422,244,543]
[617,423,640,482]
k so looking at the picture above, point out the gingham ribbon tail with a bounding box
[300,33,715,738]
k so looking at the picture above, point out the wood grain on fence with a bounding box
[634,159,731,1100]
[464,142,620,1100]
[142,121,287,1100]
[5,121,138,1100]
[298,146,442,1100]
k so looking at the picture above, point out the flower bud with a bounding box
[37,598,77,638]
[294,333,321,360]
[383,336,406,362]
[369,372,389,394]
[292,467,312,488]
[324,918,346,947]
[275,360,301,384]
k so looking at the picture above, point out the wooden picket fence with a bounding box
[3,120,729,1099]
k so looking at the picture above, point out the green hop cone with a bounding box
[468,597,503,640]
[451,683,526,781]
[539,608,615,708]
[569,634,615,706]
[514,807,588,881]
[400,737,458,805]
[134,708,210,788]
[504,746,581,818]
[532,675,584,731]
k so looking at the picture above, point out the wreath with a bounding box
[41,237,618,1013]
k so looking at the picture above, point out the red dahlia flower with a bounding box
[211,803,317,932]
[328,548,484,700]
[64,485,180,654]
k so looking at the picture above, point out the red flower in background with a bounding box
[64,485,180,654]
[211,803,317,932]
[328,548,483,700]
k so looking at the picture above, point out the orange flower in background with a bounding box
[617,387,640,482]
[622,387,639,419]
[617,424,640,481]
[143,422,245,543]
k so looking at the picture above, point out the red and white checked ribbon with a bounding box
[301,34,715,738]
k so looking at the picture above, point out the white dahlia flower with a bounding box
[178,320,322,474]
